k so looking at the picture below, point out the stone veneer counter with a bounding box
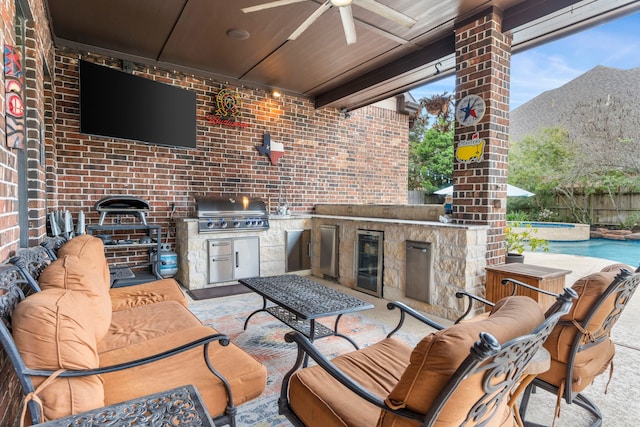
[175,216,312,290]
[310,214,489,321]
[176,214,489,321]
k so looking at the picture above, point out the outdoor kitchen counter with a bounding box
[311,214,485,228]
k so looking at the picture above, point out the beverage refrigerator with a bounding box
[354,230,383,297]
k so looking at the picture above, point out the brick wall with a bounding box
[1,0,54,424]
[52,52,409,248]
[453,6,511,265]
[1,4,411,425]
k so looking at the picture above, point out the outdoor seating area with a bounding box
[0,235,267,427]
[2,2,640,427]
[2,233,639,426]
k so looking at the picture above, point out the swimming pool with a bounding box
[508,221,590,241]
[546,239,640,267]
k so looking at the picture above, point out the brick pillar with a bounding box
[453,7,511,266]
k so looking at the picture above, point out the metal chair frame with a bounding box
[456,267,640,427]
[279,291,576,427]
[519,268,640,427]
[0,264,239,426]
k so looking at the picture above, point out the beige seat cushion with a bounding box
[58,235,187,311]
[381,296,543,427]
[38,254,112,341]
[98,301,203,353]
[287,296,542,427]
[57,235,111,292]
[109,278,187,311]
[289,337,413,427]
[99,325,267,419]
[540,270,618,392]
[12,289,104,422]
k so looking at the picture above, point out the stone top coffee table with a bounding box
[239,274,374,350]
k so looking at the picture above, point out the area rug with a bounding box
[186,283,252,300]
[188,292,421,427]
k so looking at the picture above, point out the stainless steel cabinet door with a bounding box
[233,237,260,280]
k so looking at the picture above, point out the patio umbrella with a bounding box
[434,184,534,197]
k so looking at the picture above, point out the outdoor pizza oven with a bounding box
[195,195,269,233]
[95,196,150,225]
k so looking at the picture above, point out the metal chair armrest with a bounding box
[454,291,494,323]
[385,301,445,338]
[501,277,561,297]
[24,333,231,378]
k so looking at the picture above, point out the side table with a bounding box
[39,385,215,426]
[486,263,571,310]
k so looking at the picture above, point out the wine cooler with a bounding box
[354,230,383,297]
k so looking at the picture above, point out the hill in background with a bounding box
[510,65,640,143]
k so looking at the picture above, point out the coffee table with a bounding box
[239,274,374,350]
[39,385,215,426]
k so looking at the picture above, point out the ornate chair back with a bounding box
[520,266,640,425]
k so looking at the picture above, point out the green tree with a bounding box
[408,94,454,191]
[409,125,454,191]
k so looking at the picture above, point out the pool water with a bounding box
[545,239,640,267]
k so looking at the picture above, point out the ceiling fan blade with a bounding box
[339,5,357,45]
[241,0,307,13]
[353,0,416,28]
[289,0,332,40]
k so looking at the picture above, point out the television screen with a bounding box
[79,60,197,149]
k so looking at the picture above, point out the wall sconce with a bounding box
[271,89,282,98]
[340,107,351,119]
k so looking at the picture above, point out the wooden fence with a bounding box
[409,190,640,227]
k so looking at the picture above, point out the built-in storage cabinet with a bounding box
[87,224,162,287]
[208,237,259,284]
[405,241,433,304]
[285,229,311,272]
[320,225,338,278]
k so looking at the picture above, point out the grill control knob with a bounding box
[233,221,240,228]
[207,221,214,228]
[220,221,228,228]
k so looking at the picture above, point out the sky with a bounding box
[409,10,640,111]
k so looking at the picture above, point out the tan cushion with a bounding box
[382,296,544,427]
[38,254,112,341]
[545,271,617,361]
[58,235,110,292]
[600,263,633,274]
[109,278,187,311]
[99,325,267,419]
[98,301,202,353]
[541,270,618,391]
[289,337,413,427]
[538,338,614,393]
[12,289,104,421]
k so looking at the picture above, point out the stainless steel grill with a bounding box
[196,196,269,233]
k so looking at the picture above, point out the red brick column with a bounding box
[453,7,511,265]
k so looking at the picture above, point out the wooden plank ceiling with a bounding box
[46,0,640,110]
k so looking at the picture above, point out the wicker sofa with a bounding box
[3,235,267,426]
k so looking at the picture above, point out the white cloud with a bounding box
[410,11,640,111]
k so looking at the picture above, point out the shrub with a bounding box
[506,211,529,222]
[506,222,549,254]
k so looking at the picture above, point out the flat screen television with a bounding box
[79,60,197,149]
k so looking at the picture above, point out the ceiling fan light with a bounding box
[331,0,353,7]
[226,28,250,40]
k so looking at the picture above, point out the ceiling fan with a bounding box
[242,0,416,45]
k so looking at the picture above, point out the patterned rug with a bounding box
[188,292,420,427]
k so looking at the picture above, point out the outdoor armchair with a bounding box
[457,264,640,426]
[279,290,575,427]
